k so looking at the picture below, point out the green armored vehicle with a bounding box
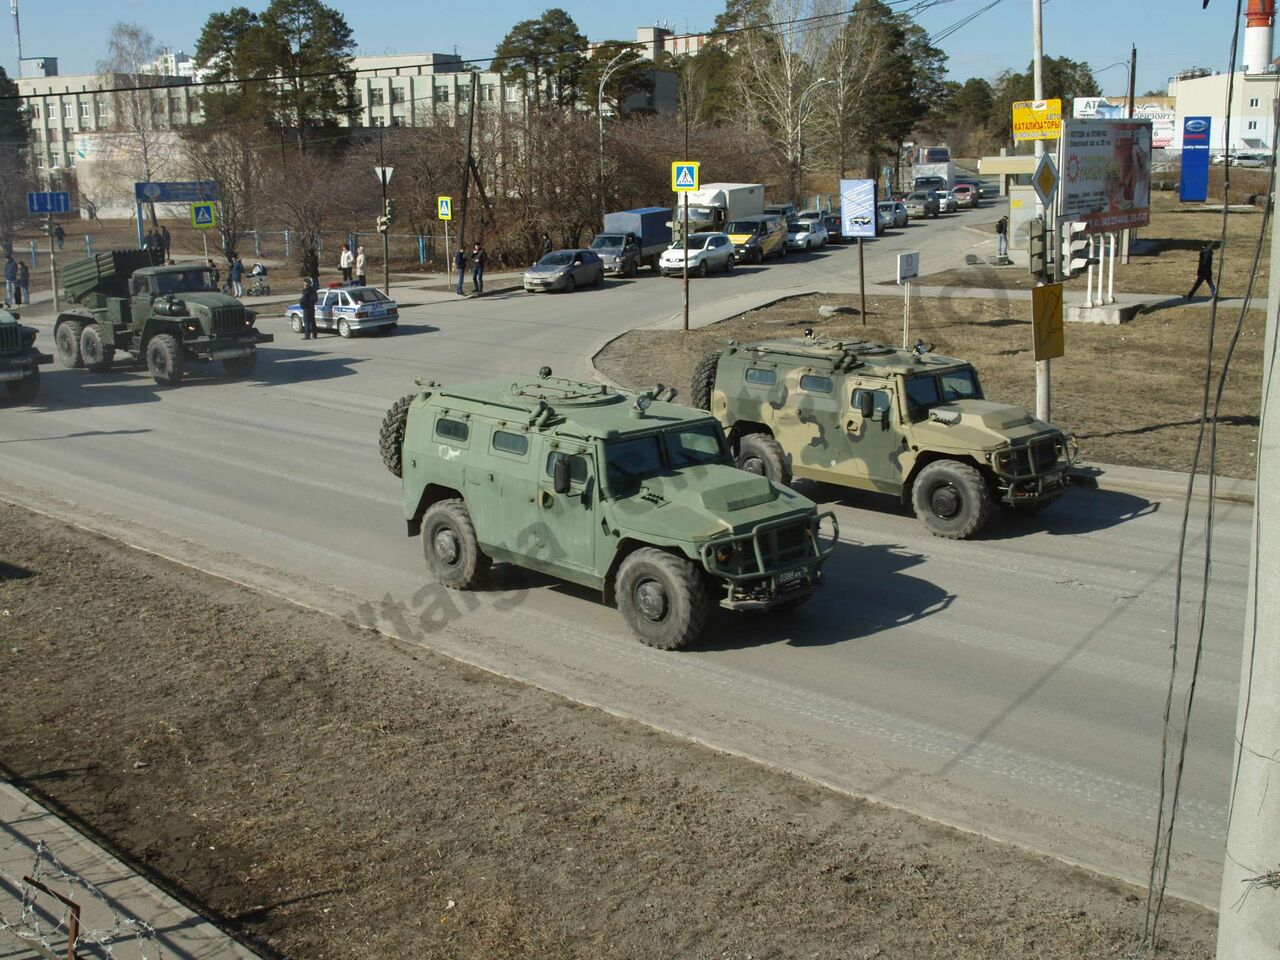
[692,334,1075,539]
[379,369,837,649]
[53,250,272,385]
[0,309,53,403]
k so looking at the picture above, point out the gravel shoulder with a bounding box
[0,504,1215,959]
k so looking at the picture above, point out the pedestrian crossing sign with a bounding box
[190,202,217,230]
[437,196,452,221]
[671,161,699,192]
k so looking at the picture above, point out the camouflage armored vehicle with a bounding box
[379,369,837,649]
[692,334,1075,539]
[53,250,272,385]
[0,309,53,403]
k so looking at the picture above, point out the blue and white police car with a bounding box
[286,283,399,338]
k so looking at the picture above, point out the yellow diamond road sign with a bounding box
[437,196,452,221]
[672,161,699,192]
[1032,153,1058,208]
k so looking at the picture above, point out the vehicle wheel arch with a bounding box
[408,483,464,536]
[727,420,773,452]
[901,450,990,504]
[602,538,691,606]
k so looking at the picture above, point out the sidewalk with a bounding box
[1,781,258,959]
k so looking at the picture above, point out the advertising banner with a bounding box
[1060,119,1152,233]
[839,179,877,239]
[1074,97,1175,148]
[1012,99,1063,141]
[1180,116,1212,203]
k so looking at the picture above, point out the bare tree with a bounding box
[98,23,173,226]
[181,129,271,264]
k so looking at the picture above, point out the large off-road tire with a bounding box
[221,351,257,378]
[145,334,185,386]
[735,432,792,487]
[615,547,712,650]
[379,393,416,477]
[5,368,38,403]
[690,351,721,411]
[911,459,993,539]
[54,319,84,368]
[421,499,490,589]
[79,324,115,373]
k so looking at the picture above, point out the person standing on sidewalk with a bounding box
[339,243,354,283]
[302,247,319,288]
[54,224,65,250]
[1185,243,1217,299]
[3,254,16,308]
[996,215,1008,261]
[539,231,553,260]
[300,278,318,340]
[470,242,488,295]
[17,261,30,307]
[230,256,244,297]
[355,245,367,286]
[454,248,467,296]
[161,225,171,259]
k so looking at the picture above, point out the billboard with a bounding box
[1180,116,1212,203]
[1060,118,1152,233]
[839,178,877,239]
[1074,97,1175,148]
[1012,99,1063,141]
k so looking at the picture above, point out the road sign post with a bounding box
[376,152,394,293]
[896,252,919,348]
[437,196,452,280]
[27,193,69,313]
[840,179,877,326]
[672,161,700,332]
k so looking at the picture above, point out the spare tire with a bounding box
[690,351,721,411]
[379,394,416,477]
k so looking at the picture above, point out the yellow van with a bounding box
[725,214,788,264]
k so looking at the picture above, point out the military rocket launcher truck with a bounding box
[53,250,272,385]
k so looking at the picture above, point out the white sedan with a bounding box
[286,284,398,337]
[786,218,828,250]
[659,232,736,277]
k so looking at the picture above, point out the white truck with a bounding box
[669,183,765,240]
[913,161,956,190]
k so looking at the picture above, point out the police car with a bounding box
[286,283,398,337]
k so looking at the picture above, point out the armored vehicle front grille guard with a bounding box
[991,435,1074,478]
[209,306,244,335]
[700,512,839,581]
[0,325,20,352]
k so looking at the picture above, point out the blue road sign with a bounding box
[134,181,221,203]
[28,191,71,215]
[839,178,877,240]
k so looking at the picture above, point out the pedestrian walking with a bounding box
[230,256,244,297]
[339,243,354,283]
[454,248,467,296]
[1186,243,1217,299]
[470,242,488,295]
[539,231,553,259]
[300,278,318,340]
[54,224,65,250]
[207,259,220,291]
[17,261,29,307]
[3,253,15,308]
[302,247,320,288]
[355,245,367,286]
[161,225,171,257]
[996,215,1009,260]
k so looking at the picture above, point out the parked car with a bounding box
[786,217,828,250]
[950,183,977,208]
[523,249,605,292]
[877,200,908,229]
[820,212,844,243]
[287,283,398,337]
[1233,152,1271,168]
[904,190,940,219]
[763,202,798,222]
[659,232,736,276]
[725,214,789,263]
[936,190,959,213]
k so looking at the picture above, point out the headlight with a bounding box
[994,450,1017,471]
[182,320,200,336]
[714,543,737,565]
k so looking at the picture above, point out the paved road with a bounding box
[0,203,1246,905]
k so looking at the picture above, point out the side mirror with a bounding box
[858,392,875,419]
[553,456,571,495]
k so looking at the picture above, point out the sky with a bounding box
[7,0,1254,96]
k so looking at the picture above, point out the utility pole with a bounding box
[378,128,390,293]
[682,109,690,333]
[597,49,630,227]
[46,211,58,313]
[457,71,478,254]
[1031,0,1051,424]
[1121,44,1137,266]
[1215,127,1280,960]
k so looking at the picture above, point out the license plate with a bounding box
[778,567,805,585]
[368,305,384,316]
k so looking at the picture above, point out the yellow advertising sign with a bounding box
[1012,99,1063,141]
[1031,282,1065,360]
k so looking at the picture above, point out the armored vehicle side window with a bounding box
[546,451,588,485]
[852,388,892,421]
[799,374,833,393]
[940,369,983,401]
[745,367,776,386]
[905,376,942,420]
[435,417,469,443]
[492,430,529,456]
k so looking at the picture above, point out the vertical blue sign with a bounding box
[839,179,877,239]
[1180,116,1212,203]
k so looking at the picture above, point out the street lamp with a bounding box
[794,77,833,201]
[598,48,634,225]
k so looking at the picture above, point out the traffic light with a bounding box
[383,199,395,225]
[376,215,389,234]
[1060,221,1097,280]
[1028,216,1048,281]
